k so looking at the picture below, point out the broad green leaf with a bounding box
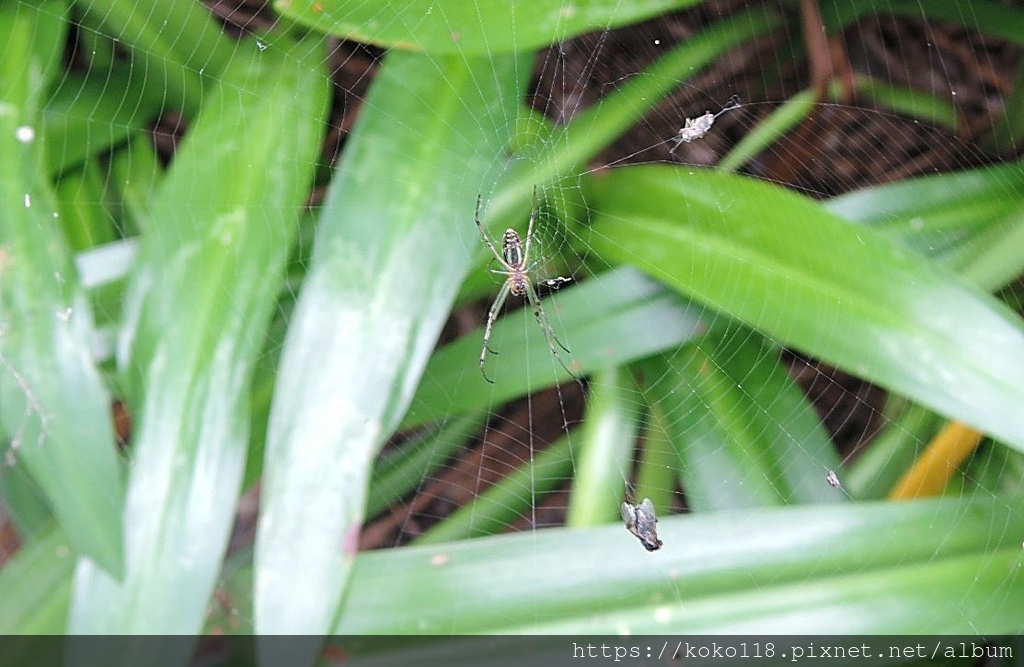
[634,403,680,511]
[403,267,706,429]
[68,35,329,653]
[13,497,1023,638]
[0,0,125,576]
[587,166,1024,456]
[828,161,1024,291]
[333,496,1024,634]
[253,50,530,652]
[274,0,703,54]
[640,327,843,511]
[106,136,162,236]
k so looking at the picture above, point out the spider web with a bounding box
[364,0,1024,632]
[1,0,1023,646]
[351,0,1023,636]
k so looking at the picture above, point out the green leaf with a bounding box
[367,409,488,520]
[822,0,1024,48]
[843,401,940,500]
[76,0,236,75]
[54,158,118,251]
[333,496,1024,634]
[44,67,167,176]
[274,0,703,54]
[639,327,843,511]
[565,366,640,527]
[0,524,73,633]
[73,0,235,116]
[718,89,816,173]
[404,267,706,429]
[415,434,576,545]
[0,462,53,538]
[67,35,329,649]
[852,75,959,131]
[253,50,530,649]
[490,7,779,224]
[587,166,1024,456]
[0,0,125,576]
[828,161,1024,292]
[634,403,679,512]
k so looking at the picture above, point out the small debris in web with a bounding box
[826,469,842,488]
[670,94,742,151]
[540,276,572,290]
[621,497,663,552]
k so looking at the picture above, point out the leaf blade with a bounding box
[67,37,329,647]
[334,496,1024,634]
[253,51,530,646]
[0,0,125,576]
[587,166,1024,455]
[274,0,704,54]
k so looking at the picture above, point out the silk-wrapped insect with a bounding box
[670,94,742,150]
[621,498,663,552]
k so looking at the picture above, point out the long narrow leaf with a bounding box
[828,161,1024,291]
[821,0,1024,48]
[333,495,1024,634]
[488,7,779,227]
[253,50,530,652]
[274,0,704,55]
[565,366,639,527]
[0,524,73,633]
[0,0,124,576]
[68,36,328,653]
[640,327,843,511]
[44,67,167,176]
[587,166,1024,455]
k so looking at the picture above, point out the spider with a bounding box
[474,188,577,384]
[669,94,742,152]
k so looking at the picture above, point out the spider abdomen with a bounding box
[502,229,524,268]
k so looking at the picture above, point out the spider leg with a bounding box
[522,185,538,265]
[474,194,507,264]
[480,281,511,383]
[525,282,578,380]
[668,131,687,153]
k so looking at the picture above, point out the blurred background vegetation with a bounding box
[1,0,1024,663]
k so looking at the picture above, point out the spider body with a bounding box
[501,229,528,296]
[474,189,577,384]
